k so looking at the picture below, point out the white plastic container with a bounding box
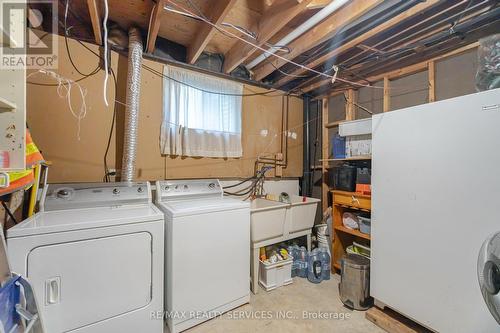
[339,118,372,136]
[287,196,320,234]
[346,134,372,158]
[250,199,288,242]
[358,216,371,234]
[259,258,293,291]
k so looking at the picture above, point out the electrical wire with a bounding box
[103,0,110,106]
[64,0,100,77]
[168,0,379,89]
[142,64,287,97]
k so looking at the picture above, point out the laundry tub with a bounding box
[287,196,320,234]
[250,198,288,243]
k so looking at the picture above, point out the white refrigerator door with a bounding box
[27,232,152,332]
[371,88,500,333]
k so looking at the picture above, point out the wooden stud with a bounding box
[428,60,436,102]
[345,89,356,120]
[321,97,329,212]
[252,0,383,81]
[223,0,312,73]
[146,0,165,53]
[383,77,390,112]
[187,0,237,64]
[274,0,440,88]
[86,0,102,45]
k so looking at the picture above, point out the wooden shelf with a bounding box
[334,203,371,212]
[325,120,345,128]
[326,155,371,162]
[332,191,371,273]
[334,225,371,240]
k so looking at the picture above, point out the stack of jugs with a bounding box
[307,248,323,283]
[307,247,331,283]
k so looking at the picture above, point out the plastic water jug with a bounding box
[297,246,309,278]
[319,248,331,280]
[288,245,299,277]
[307,248,323,283]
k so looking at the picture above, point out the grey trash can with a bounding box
[339,253,373,310]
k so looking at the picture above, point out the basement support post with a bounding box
[302,95,311,196]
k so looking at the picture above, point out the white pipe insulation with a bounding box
[121,27,143,182]
[246,0,350,69]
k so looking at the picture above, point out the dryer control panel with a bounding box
[41,182,151,211]
[156,179,222,201]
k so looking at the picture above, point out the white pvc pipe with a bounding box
[246,0,350,69]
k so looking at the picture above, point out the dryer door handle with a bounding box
[45,277,60,305]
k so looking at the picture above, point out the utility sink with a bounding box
[250,199,288,243]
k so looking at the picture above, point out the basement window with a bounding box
[160,65,243,158]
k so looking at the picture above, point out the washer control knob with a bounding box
[174,185,179,190]
[183,185,189,190]
[164,185,170,191]
[208,183,216,189]
[57,189,70,199]
[112,188,120,195]
[137,187,143,193]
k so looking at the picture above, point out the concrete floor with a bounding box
[182,275,385,333]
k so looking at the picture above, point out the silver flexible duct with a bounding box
[121,27,143,182]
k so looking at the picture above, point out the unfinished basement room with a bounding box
[0,0,499,332]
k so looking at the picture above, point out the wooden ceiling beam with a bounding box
[299,1,483,93]
[187,0,237,64]
[223,0,313,74]
[86,0,102,45]
[146,0,165,53]
[252,0,383,81]
[312,42,479,99]
[274,0,440,88]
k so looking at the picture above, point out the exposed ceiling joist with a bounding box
[223,0,313,74]
[186,0,237,64]
[274,0,440,88]
[313,42,480,100]
[86,0,102,45]
[251,0,384,81]
[307,0,333,9]
[301,2,493,93]
[146,0,166,53]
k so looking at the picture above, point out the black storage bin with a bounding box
[356,168,371,184]
[330,165,357,192]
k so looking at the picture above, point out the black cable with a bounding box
[222,176,257,189]
[2,202,18,225]
[64,0,100,77]
[142,64,287,97]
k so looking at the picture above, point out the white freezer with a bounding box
[371,88,500,333]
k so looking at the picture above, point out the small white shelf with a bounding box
[0,97,17,111]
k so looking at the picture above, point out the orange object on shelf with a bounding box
[356,184,371,195]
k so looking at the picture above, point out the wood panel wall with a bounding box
[26,36,303,182]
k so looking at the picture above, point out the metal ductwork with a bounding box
[121,27,143,182]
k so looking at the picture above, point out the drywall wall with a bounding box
[26,35,303,182]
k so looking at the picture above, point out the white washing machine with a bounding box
[7,182,164,333]
[155,179,250,333]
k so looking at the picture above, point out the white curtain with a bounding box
[161,65,243,158]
